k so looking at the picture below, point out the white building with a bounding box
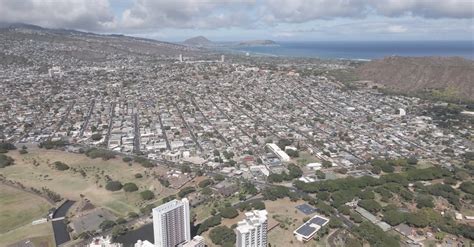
[235,210,268,247]
[399,108,407,116]
[153,198,191,247]
[89,236,123,247]
[134,240,154,247]
[266,143,290,162]
[161,150,182,162]
[306,162,322,171]
[182,236,205,247]
[293,215,329,242]
[48,66,62,78]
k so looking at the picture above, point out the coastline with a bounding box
[222,40,474,60]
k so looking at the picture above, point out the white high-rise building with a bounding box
[179,54,183,62]
[153,198,191,247]
[235,210,268,247]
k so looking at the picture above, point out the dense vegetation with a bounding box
[158,177,170,187]
[38,140,68,149]
[262,186,291,200]
[219,207,239,219]
[238,201,266,211]
[91,133,103,141]
[0,154,14,168]
[209,226,236,247]
[134,156,154,168]
[291,164,474,241]
[85,148,116,160]
[140,190,155,200]
[197,215,222,234]
[178,186,196,198]
[198,179,213,188]
[123,182,139,192]
[354,221,400,247]
[53,161,69,171]
[105,181,123,191]
[0,142,16,153]
[267,164,303,183]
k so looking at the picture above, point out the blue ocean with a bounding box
[232,41,474,60]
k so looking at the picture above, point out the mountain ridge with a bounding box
[356,56,474,101]
[183,36,213,46]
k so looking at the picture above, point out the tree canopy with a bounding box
[105,181,123,191]
[209,226,236,246]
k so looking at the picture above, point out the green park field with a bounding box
[0,184,55,246]
[0,147,178,217]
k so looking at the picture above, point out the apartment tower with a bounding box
[153,198,191,247]
[235,210,268,247]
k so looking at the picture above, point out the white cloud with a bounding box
[371,0,474,19]
[262,0,369,23]
[273,31,296,37]
[0,0,471,33]
[120,0,258,30]
[0,0,116,30]
[261,0,473,24]
[387,25,408,33]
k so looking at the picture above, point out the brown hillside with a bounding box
[356,56,474,101]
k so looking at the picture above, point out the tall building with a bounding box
[235,210,268,247]
[179,54,183,62]
[221,55,225,63]
[153,198,191,247]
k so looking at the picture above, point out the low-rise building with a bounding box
[293,215,329,242]
[212,180,239,197]
[266,143,290,162]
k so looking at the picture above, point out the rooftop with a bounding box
[235,210,268,233]
[293,215,329,239]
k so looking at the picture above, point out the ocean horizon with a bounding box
[230,40,474,60]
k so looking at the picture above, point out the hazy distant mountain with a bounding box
[356,56,474,101]
[0,22,47,31]
[238,40,277,46]
[183,36,213,46]
[0,23,203,64]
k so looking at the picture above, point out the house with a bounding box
[212,180,238,197]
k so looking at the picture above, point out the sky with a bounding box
[0,0,473,42]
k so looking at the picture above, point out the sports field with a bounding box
[0,183,55,246]
[0,184,52,234]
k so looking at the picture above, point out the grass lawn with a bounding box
[1,147,177,217]
[416,159,434,169]
[0,221,54,247]
[193,194,242,223]
[266,198,311,247]
[193,203,213,223]
[0,184,52,234]
[295,152,320,166]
